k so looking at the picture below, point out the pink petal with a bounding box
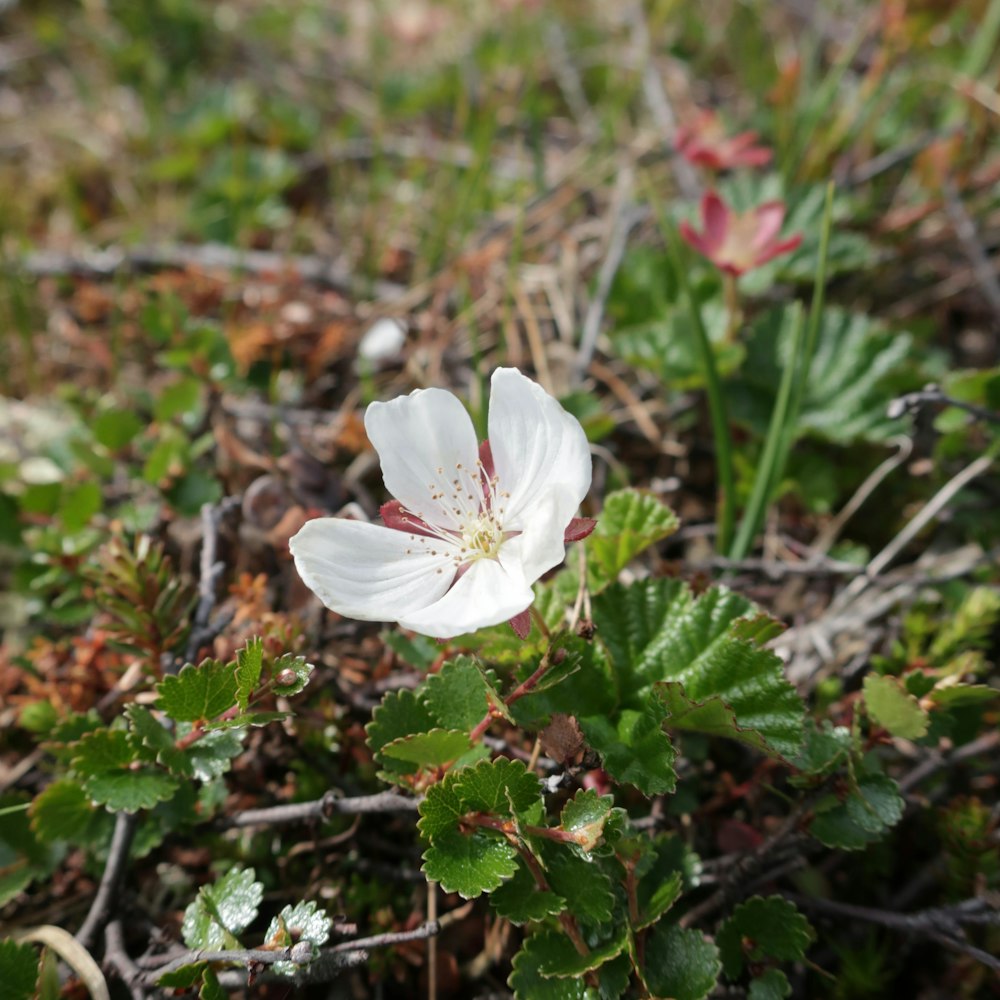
[679,219,709,257]
[734,147,773,167]
[753,232,803,267]
[701,191,731,250]
[509,609,532,639]
[751,201,787,250]
[564,517,597,542]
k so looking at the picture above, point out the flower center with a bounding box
[460,512,504,561]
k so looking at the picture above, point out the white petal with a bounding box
[290,517,457,622]
[398,557,533,639]
[365,387,480,529]
[488,368,592,526]
[498,484,579,584]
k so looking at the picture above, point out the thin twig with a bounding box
[221,789,420,829]
[103,921,144,1000]
[888,384,1000,426]
[75,812,138,950]
[898,730,1000,795]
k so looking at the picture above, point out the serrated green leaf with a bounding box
[594,580,804,759]
[588,489,679,591]
[0,939,40,1000]
[381,729,473,767]
[382,629,440,669]
[418,770,467,842]
[749,969,791,1000]
[266,900,331,974]
[200,965,225,1000]
[271,653,314,696]
[490,858,567,924]
[451,757,543,819]
[157,659,238,723]
[863,674,929,739]
[367,688,437,773]
[72,729,180,813]
[810,769,904,850]
[559,790,614,854]
[126,705,244,780]
[929,683,999,707]
[717,896,813,979]
[790,722,855,781]
[642,924,720,1000]
[637,870,682,930]
[422,828,519,898]
[543,849,617,926]
[235,638,263,711]
[29,780,110,847]
[423,656,508,730]
[535,926,628,977]
[579,701,677,796]
[509,932,588,1000]
[181,866,263,950]
[731,306,914,445]
[157,962,208,989]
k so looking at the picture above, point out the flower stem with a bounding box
[727,182,834,561]
[664,222,736,554]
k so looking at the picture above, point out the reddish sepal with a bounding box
[564,517,597,543]
[508,609,532,640]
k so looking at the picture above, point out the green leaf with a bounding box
[451,757,543,820]
[156,659,238,723]
[129,704,242,779]
[588,489,679,592]
[731,307,915,445]
[59,481,102,531]
[929,683,1000,707]
[367,688,438,777]
[265,900,332,974]
[271,653,314,696]
[0,939,40,1000]
[579,700,677,796]
[200,965,225,1000]
[157,963,208,989]
[490,858,566,924]
[382,629,440,669]
[155,376,203,422]
[559,789,614,854]
[863,674,929,739]
[543,849,617,926]
[423,656,508,730]
[235,638,263,711]
[749,969,792,1000]
[534,926,628,977]
[790,721,855,781]
[93,408,144,451]
[717,896,813,979]
[0,793,58,906]
[594,580,804,759]
[417,770,467,842]
[810,768,904,850]
[509,932,588,1000]
[30,780,111,846]
[381,729,474,767]
[422,828,519,898]
[641,924,720,1000]
[181,866,264,950]
[72,729,180,813]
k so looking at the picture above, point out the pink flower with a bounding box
[675,111,773,171]
[679,191,803,277]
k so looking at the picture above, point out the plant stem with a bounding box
[664,223,736,553]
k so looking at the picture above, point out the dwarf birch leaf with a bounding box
[423,656,508,730]
[157,659,238,723]
[72,729,180,813]
[637,870,683,930]
[642,924,721,1000]
[157,964,208,989]
[543,848,617,926]
[716,896,814,978]
[451,758,543,819]
[200,965,225,1000]
[234,638,263,711]
[127,706,244,780]
[594,580,804,759]
[0,940,40,1000]
[749,969,792,1000]
[587,489,679,591]
[810,769,904,850]
[271,654,314,697]
[30,780,110,847]
[534,925,628,977]
[863,674,929,739]
[579,701,677,796]
[417,770,466,842]
[181,866,263,950]
[422,828,518,898]
[367,689,436,763]
[559,789,614,854]
[509,933,588,1000]
[265,900,332,975]
[381,729,474,767]
[790,722,855,781]
[490,859,566,924]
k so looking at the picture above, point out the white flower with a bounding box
[289,368,592,639]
